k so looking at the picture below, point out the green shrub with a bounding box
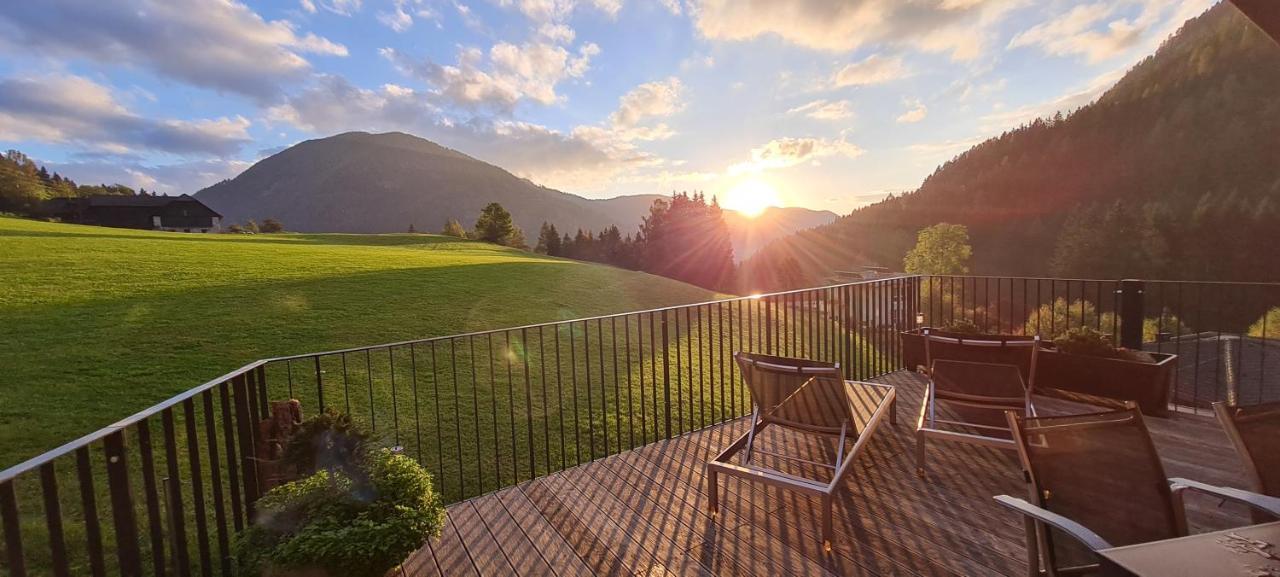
[1248,307,1280,339]
[235,449,445,577]
[939,319,985,335]
[282,409,374,479]
[1052,327,1120,358]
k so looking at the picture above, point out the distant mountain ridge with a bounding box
[195,131,835,259]
[744,2,1280,288]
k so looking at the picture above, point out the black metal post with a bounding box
[1118,279,1145,350]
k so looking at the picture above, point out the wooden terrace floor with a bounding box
[403,371,1252,576]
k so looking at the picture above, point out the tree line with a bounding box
[0,150,146,213]
[445,192,736,291]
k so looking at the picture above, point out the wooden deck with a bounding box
[404,371,1253,576]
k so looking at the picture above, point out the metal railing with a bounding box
[4,275,1276,576]
[0,277,915,577]
[918,276,1280,410]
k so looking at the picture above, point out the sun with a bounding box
[722,179,781,218]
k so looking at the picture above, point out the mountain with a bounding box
[195,132,834,259]
[744,2,1280,289]
[724,206,838,261]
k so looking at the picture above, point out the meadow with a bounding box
[0,216,721,469]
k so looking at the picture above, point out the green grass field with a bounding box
[0,216,723,469]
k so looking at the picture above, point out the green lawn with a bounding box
[0,216,723,469]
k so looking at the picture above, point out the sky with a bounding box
[0,0,1215,214]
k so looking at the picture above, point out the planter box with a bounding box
[1037,349,1177,417]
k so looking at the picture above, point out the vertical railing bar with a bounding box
[469,338,483,492]
[523,327,536,482]
[610,317,621,454]
[505,331,517,481]
[364,350,376,432]
[487,333,501,489]
[582,321,596,459]
[555,325,567,471]
[160,410,189,577]
[450,338,464,496]
[388,348,400,448]
[341,353,352,416]
[201,391,232,577]
[662,310,672,438]
[539,326,552,471]
[596,319,609,457]
[137,420,172,577]
[569,323,582,464]
[409,344,424,467]
[75,447,107,577]
[313,356,325,414]
[1,479,27,577]
[624,316,636,449]
[429,342,445,498]
[216,384,242,534]
[182,399,212,577]
[104,429,144,577]
[39,462,71,577]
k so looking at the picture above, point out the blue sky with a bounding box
[0,0,1214,213]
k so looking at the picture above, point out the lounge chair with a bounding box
[995,403,1280,576]
[708,352,896,550]
[915,330,1040,474]
[1214,400,1280,522]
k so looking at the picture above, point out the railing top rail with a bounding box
[922,274,1280,287]
[0,276,914,483]
[0,359,268,483]
[260,276,915,363]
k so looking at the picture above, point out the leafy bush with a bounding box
[1052,327,1121,358]
[1248,307,1280,339]
[939,319,985,335]
[235,449,445,577]
[282,409,374,479]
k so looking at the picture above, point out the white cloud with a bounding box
[0,0,347,102]
[310,0,364,15]
[729,137,863,174]
[610,77,684,128]
[691,0,1020,61]
[378,1,415,31]
[896,99,927,123]
[496,0,622,22]
[301,0,318,13]
[0,74,251,157]
[833,54,908,87]
[266,75,646,190]
[1009,3,1139,62]
[787,99,854,121]
[381,37,599,111]
[657,0,682,15]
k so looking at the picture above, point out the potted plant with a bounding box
[1037,327,1177,416]
[235,412,445,577]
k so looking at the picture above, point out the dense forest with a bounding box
[0,150,149,213]
[535,192,737,291]
[745,2,1280,289]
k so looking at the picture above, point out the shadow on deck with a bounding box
[405,371,1251,576]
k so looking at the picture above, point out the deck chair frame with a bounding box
[708,352,896,550]
[915,330,1040,474]
[996,403,1280,577]
[1214,400,1280,523]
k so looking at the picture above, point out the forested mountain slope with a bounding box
[745,2,1280,288]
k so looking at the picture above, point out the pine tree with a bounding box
[472,203,515,244]
[535,222,562,255]
[408,223,417,233]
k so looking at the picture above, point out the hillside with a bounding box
[0,216,721,467]
[746,2,1280,287]
[194,131,834,259]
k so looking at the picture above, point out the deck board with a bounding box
[408,371,1253,576]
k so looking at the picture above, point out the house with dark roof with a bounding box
[43,194,222,233]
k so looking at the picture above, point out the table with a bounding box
[1099,521,1280,576]
[706,378,896,550]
